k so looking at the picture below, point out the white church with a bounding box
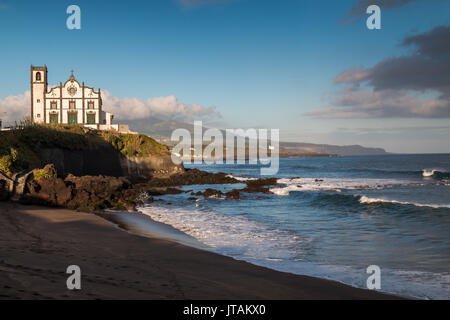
[30,65,130,132]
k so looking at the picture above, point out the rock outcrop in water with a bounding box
[11,164,265,212]
[145,169,239,186]
[186,177,279,200]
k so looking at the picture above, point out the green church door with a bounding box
[50,114,58,124]
[68,113,77,125]
[87,114,95,125]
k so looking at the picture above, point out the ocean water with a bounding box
[139,154,450,299]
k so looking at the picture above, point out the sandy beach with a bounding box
[0,202,399,300]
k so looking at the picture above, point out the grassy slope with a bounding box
[0,124,169,176]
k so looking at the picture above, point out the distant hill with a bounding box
[129,118,195,140]
[279,142,387,156]
[126,117,388,156]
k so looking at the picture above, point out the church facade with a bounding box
[30,65,129,132]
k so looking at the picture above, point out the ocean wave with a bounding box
[358,196,450,209]
[422,169,450,179]
[288,165,450,180]
[139,205,309,261]
[270,177,420,196]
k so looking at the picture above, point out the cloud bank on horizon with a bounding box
[307,25,450,119]
[0,91,221,126]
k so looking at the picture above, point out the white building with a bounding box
[30,65,130,132]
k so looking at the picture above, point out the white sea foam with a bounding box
[423,168,450,178]
[423,169,438,177]
[270,177,416,196]
[226,174,257,182]
[139,205,308,261]
[359,195,450,209]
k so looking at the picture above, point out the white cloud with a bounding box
[0,90,221,126]
[0,91,30,125]
[101,90,221,121]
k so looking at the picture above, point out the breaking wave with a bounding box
[423,169,450,180]
[359,196,450,209]
[269,177,421,196]
[138,205,309,262]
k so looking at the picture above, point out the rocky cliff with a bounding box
[0,125,184,201]
[0,124,183,180]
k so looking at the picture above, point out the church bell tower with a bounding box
[31,65,48,123]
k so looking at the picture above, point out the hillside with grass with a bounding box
[0,124,172,177]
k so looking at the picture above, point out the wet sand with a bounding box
[0,202,400,299]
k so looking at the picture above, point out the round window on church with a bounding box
[68,85,77,96]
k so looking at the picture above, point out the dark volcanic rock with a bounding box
[134,186,184,196]
[0,179,10,201]
[15,162,279,211]
[241,178,278,194]
[225,189,241,200]
[20,165,138,212]
[146,169,239,187]
[192,188,223,198]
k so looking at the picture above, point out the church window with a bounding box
[36,72,41,81]
[37,99,40,103]
[50,101,57,109]
[69,101,76,109]
[88,101,95,109]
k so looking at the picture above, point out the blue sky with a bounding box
[0,0,449,152]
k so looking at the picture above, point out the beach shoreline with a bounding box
[0,201,401,300]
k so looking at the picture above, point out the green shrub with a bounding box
[98,130,168,157]
[0,155,13,174]
[34,169,52,180]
